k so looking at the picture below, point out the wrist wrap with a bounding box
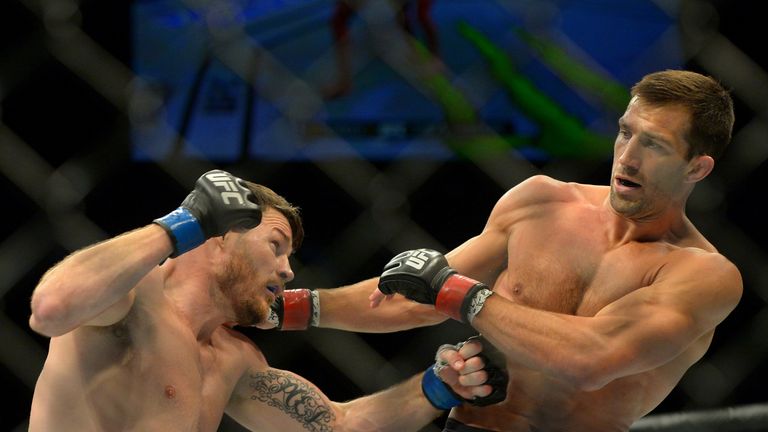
[279,289,320,330]
[435,274,493,323]
[421,365,462,410]
[154,207,206,257]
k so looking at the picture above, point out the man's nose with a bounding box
[279,258,294,283]
[618,140,641,171]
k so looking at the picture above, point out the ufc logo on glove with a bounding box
[154,169,262,257]
[405,249,440,270]
[206,171,246,205]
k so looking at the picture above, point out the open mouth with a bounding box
[616,177,641,189]
[266,285,280,296]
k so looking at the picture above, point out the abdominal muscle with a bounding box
[450,366,639,431]
[449,331,713,432]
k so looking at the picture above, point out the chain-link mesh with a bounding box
[1,0,766,431]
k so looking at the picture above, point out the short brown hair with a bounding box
[244,181,304,250]
[631,70,734,160]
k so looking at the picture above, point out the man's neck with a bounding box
[601,197,688,246]
[162,247,230,342]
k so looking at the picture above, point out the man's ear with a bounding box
[213,234,227,251]
[685,155,714,183]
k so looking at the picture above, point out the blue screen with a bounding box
[131,0,684,161]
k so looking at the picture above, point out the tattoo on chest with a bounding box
[248,370,335,432]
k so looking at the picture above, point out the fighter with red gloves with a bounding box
[265,250,507,409]
[29,168,506,432]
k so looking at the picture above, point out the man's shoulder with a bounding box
[500,175,605,207]
[661,247,743,320]
[667,246,737,271]
[216,327,267,360]
[660,246,742,293]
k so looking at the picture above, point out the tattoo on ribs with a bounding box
[248,370,335,432]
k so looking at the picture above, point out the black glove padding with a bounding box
[460,335,508,407]
[378,248,456,304]
[154,169,262,257]
[182,170,262,238]
[426,334,508,409]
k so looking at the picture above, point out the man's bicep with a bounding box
[595,254,742,376]
[227,367,340,432]
[640,251,742,331]
[446,176,556,283]
[82,291,135,327]
[82,271,162,328]
[447,230,508,285]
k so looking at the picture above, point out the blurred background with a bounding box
[1,0,766,430]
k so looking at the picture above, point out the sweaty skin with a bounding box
[29,207,490,432]
[318,97,742,431]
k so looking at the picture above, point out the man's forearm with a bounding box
[318,279,446,332]
[29,224,172,336]
[335,373,442,432]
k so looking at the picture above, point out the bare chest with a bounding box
[74,318,247,431]
[495,217,666,316]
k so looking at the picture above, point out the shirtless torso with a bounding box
[26,205,305,432]
[323,174,741,432]
[449,177,723,431]
[30,208,469,432]
[29,270,275,432]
